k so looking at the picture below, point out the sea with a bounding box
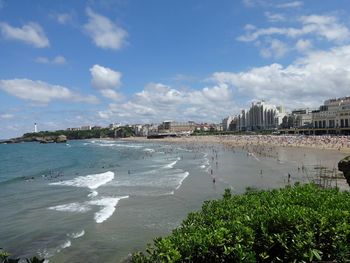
[0,139,346,262]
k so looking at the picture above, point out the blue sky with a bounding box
[1,0,350,138]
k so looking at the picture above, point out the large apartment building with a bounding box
[226,101,286,131]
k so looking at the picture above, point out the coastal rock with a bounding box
[55,135,67,143]
[338,156,350,187]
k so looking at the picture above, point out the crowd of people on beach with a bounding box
[219,135,350,150]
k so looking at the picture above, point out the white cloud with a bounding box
[84,8,127,50]
[97,82,235,123]
[55,13,73,25]
[0,22,49,48]
[238,15,350,43]
[238,14,350,58]
[264,12,285,22]
[259,39,289,58]
[211,44,350,109]
[90,64,122,90]
[100,89,124,101]
[35,55,66,65]
[90,64,123,101]
[0,79,99,104]
[276,1,303,8]
[295,39,312,52]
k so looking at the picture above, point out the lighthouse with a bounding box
[34,123,38,133]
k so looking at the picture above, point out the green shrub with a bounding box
[0,248,44,263]
[132,184,350,262]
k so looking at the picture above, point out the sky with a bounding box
[1,0,350,138]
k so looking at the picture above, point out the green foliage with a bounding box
[22,126,135,140]
[0,248,44,263]
[132,184,350,262]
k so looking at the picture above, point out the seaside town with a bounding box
[4,1,350,262]
[49,96,350,137]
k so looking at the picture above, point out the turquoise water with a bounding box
[0,139,346,262]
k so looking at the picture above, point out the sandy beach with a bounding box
[125,135,350,191]
[125,135,350,154]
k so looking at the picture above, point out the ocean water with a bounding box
[0,139,346,262]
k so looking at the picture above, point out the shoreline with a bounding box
[122,135,350,154]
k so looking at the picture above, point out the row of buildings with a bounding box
[223,97,350,135]
[133,121,222,136]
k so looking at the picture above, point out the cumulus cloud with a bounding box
[84,8,127,50]
[90,64,122,89]
[35,55,66,65]
[97,82,235,123]
[211,44,350,109]
[0,22,49,48]
[90,64,123,101]
[0,79,99,104]
[238,14,350,58]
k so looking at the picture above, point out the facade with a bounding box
[222,116,235,131]
[312,97,350,129]
[281,108,312,129]
[158,121,196,133]
[109,123,121,129]
[81,125,92,130]
[233,101,285,131]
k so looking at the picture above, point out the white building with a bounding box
[312,97,350,129]
[222,115,235,131]
[234,101,285,131]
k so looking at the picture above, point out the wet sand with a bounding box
[125,135,350,190]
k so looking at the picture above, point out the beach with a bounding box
[0,137,349,262]
[126,134,350,153]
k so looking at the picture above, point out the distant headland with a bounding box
[0,126,134,144]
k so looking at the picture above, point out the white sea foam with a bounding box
[37,248,54,259]
[60,240,71,249]
[70,230,85,239]
[200,158,210,169]
[143,148,155,153]
[115,144,143,148]
[88,190,98,198]
[175,171,189,190]
[89,196,129,223]
[48,202,91,213]
[176,147,193,152]
[164,157,180,169]
[50,171,115,189]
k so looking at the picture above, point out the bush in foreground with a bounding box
[132,184,350,262]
